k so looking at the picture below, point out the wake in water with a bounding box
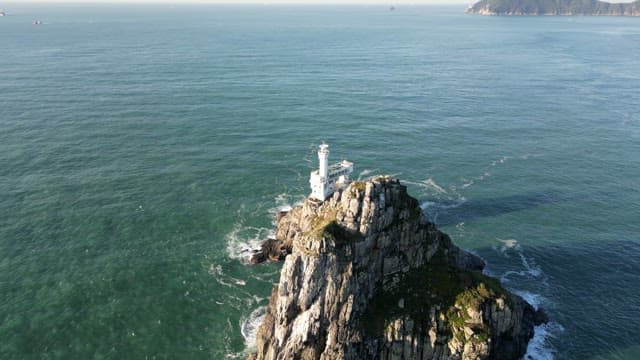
[495,239,543,283]
[357,168,380,180]
[404,178,449,195]
[209,264,247,288]
[411,153,544,226]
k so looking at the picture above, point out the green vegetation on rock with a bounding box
[362,248,508,338]
[324,221,364,243]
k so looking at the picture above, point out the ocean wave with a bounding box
[490,238,559,359]
[421,178,448,194]
[420,198,467,211]
[490,156,512,167]
[357,168,380,180]
[524,322,564,360]
[273,192,303,210]
[494,239,543,282]
[240,306,267,349]
[513,290,545,311]
[500,253,542,283]
[497,238,521,254]
[209,264,248,288]
[455,153,542,192]
[270,193,303,225]
[519,252,542,277]
[222,317,245,359]
[460,179,475,189]
[225,223,273,264]
[420,197,467,224]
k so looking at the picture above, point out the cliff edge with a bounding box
[249,177,545,360]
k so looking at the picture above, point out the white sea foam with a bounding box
[461,179,475,189]
[358,168,380,180]
[500,267,542,283]
[499,238,520,250]
[420,197,467,224]
[209,264,249,288]
[420,197,467,211]
[453,153,542,193]
[273,192,303,210]
[224,351,245,359]
[404,178,448,195]
[489,239,559,359]
[489,156,512,167]
[225,223,273,263]
[495,239,543,282]
[270,193,303,225]
[273,193,289,207]
[519,153,543,160]
[496,238,521,256]
[519,253,542,278]
[240,306,267,349]
[421,178,447,194]
[477,172,492,181]
[514,290,545,311]
[524,322,564,360]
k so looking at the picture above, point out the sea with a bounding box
[1,3,639,359]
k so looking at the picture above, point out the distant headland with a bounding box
[466,0,640,15]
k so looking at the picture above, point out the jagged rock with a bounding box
[250,177,545,360]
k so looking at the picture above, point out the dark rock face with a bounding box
[249,177,545,360]
[466,0,640,16]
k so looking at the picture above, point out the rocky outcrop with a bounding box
[466,0,640,16]
[249,177,545,360]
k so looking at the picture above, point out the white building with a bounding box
[309,143,354,201]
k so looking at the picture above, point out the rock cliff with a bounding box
[249,177,545,360]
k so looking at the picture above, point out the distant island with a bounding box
[466,0,640,15]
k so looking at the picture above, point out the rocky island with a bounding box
[466,0,640,16]
[248,145,546,360]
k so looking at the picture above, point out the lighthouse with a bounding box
[309,143,354,201]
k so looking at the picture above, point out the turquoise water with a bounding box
[1,4,639,359]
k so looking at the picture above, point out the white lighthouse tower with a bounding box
[309,143,353,201]
[318,143,329,179]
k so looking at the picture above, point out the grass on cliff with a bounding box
[361,248,507,338]
[349,181,366,196]
[303,209,364,245]
[324,221,364,243]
